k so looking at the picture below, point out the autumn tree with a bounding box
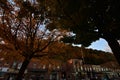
[48,41,77,62]
[0,0,67,80]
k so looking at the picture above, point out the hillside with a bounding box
[0,42,117,65]
[47,42,117,65]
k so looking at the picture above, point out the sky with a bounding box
[88,38,112,52]
[73,38,112,52]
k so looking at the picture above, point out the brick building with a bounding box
[0,58,120,80]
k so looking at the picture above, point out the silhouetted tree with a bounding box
[50,0,120,64]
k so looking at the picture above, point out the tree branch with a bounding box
[33,53,48,58]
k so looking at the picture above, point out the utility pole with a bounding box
[81,45,85,65]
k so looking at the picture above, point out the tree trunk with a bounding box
[104,37,120,65]
[16,57,31,80]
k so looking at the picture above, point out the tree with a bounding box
[0,0,66,80]
[48,41,78,62]
[49,0,120,64]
